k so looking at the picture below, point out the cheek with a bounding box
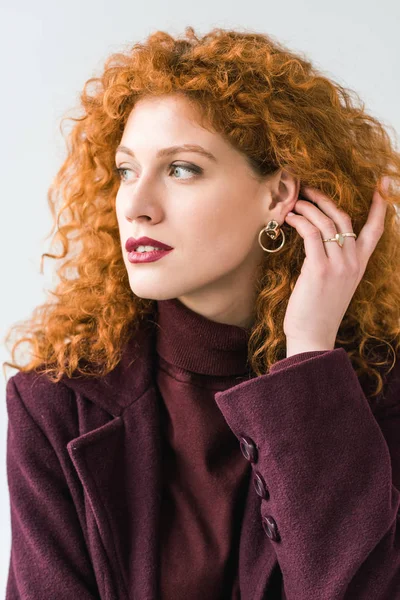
[116,190,126,212]
[114,196,123,223]
[182,211,223,252]
[183,194,255,254]
[115,195,130,237]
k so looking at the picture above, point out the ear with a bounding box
[267,169,300,218]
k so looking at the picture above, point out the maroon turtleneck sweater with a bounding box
[154,297,325,599]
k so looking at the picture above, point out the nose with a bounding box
[122,173,162,222]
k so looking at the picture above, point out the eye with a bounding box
[113,162,202,183]
[114,167,133,183]
[168,164,200,179]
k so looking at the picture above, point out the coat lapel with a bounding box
[61,318,164,599]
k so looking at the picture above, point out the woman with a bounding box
[3,26,400,599]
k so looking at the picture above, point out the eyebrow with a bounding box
[115,144,217,162]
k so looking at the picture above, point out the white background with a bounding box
[1,0,399,594]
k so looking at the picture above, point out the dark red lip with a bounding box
[125,236,173,252]
[127,248,173,264]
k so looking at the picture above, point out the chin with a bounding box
[128,285,177,302]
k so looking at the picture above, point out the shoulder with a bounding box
[7,368,69,399]
[5,370,85,454]
[6,369,72,416]
[4,354,132,452]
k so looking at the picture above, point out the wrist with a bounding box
[286,339,335,358]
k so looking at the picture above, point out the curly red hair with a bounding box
[3,26,400,405]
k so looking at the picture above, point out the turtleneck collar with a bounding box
[155,297,252,376]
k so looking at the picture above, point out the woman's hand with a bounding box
[282,177,390,357]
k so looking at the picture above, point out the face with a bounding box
[115,93,280,328]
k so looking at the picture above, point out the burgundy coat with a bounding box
[5,317,400,599]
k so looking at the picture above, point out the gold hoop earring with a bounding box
[258,220,286,253]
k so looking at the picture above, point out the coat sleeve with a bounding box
[214,347,400,599]
[5,375,101,599]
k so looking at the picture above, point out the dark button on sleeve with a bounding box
[253,470,270,500]
[262,515,280,542]
[238,435,258,463]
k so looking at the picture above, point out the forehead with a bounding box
[125,93,205,129]
[118,94,228,158]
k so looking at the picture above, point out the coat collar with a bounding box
[60,316,158,415]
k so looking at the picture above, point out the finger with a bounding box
[296,186,356,258]
[356,183,388,258]
[285,211,329,266]
[294,198,344,260]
